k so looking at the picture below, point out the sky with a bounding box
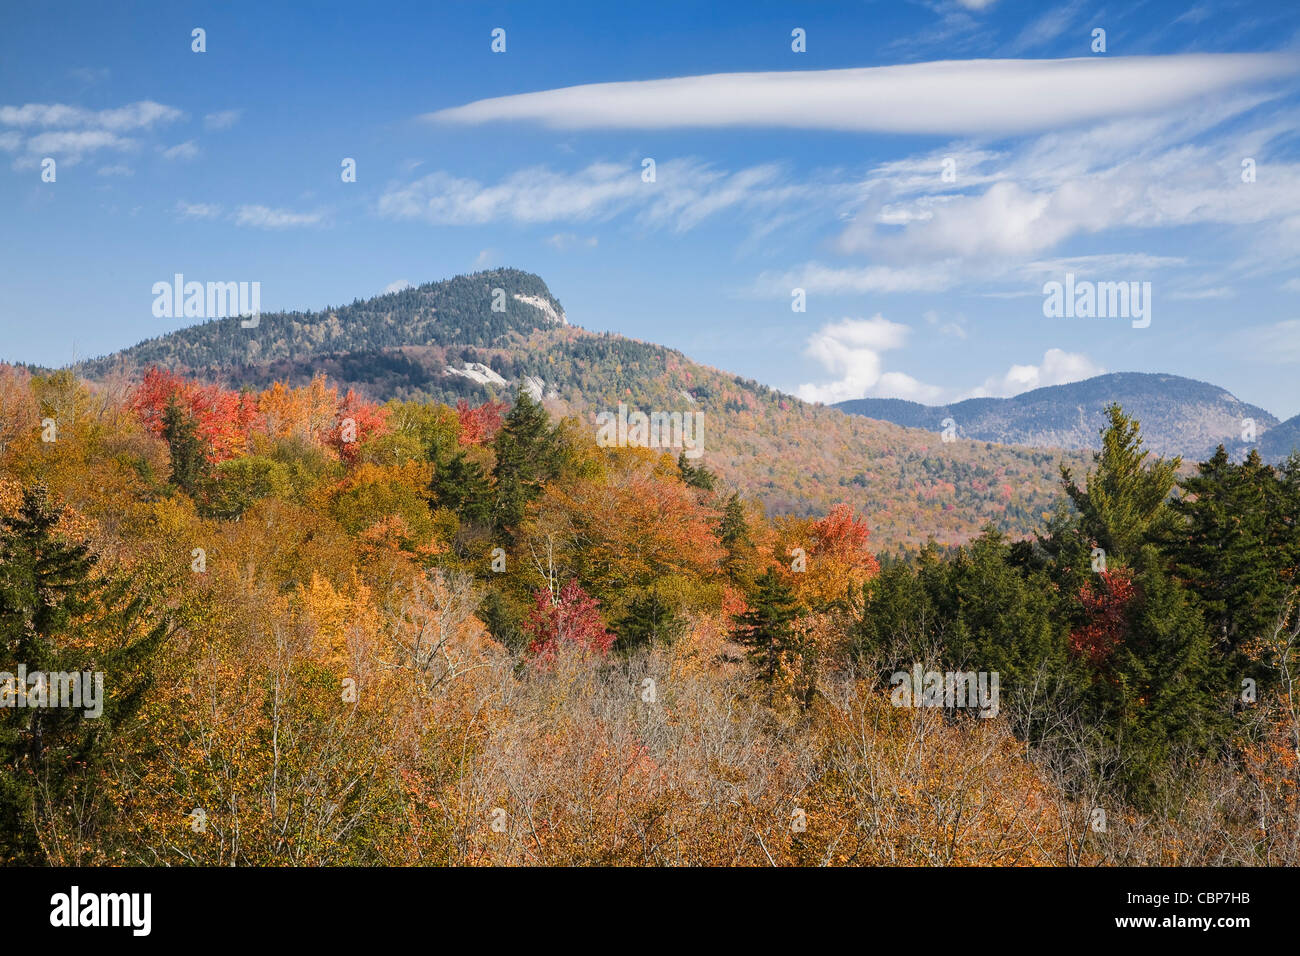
[2,0,1299,417]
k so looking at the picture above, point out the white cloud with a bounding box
[473,249,497,267]
[425,55,1298,135]
[964,348,1104,398]
[0,101,182,131]
[546,232,599,251]
[175,201,222,220]
[383,279,413,294]
[756,262,957,295]
[795,317,1102,405]
[234,205,323,229]
[795,316,946,405]
[0,100,183,167]
[378,159,824,234]
[203,109,242,130]
[162,140,199,161]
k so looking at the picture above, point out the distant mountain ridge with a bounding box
[835,372,1295,463]
[63,268,1095,550]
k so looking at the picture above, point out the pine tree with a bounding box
[0,484,169,863]
[1060,403,1181,562]
[733,568,800,684]
[614,588,683,651]
[431,449,493,526]
[161,396,206,494]
[491,389,559,536]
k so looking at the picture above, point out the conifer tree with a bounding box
[161,396,206,494]
[491,389,558,536]
[0,484,169,863]
[1060,403,1181,562]
[734,568,800,684]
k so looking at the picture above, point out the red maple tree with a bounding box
[525,579,615,657]
[1070,568,1136,666]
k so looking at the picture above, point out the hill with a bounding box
[73,268,1088,549]
[835,372,1290,462]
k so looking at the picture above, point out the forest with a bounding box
[1,362,1296,865]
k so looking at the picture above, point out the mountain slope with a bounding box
[73,269,1088,549]
[835,373,1285,462]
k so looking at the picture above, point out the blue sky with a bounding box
[3,0,1300,416]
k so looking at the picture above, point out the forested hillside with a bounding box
[68,269,1087,550]
[1,363,1297,865]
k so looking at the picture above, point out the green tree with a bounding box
[161,397,206,494]
[431,449,493,526]
[1060,403,1181,562]
[614,588,684,651]
[733,568,800,685]
[491,389,559,537]
[0,484,168,863]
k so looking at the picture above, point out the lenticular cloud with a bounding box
[426,54,1299,134]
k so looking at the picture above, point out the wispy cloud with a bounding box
[203,109,242,131]
[425,55,1298,134]
[175,201,222,220]
[377,159,828,234]
[234,205,323,229]
[162,140,199,161]
[0,99,183,168]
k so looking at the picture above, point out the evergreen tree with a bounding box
[431,449,494,526]
[491,389,559,537]
[718,493,755,585]
[1060,403,1181,562]
[677,452,716,491]
[161,397,206,494]
[733,568,800,684]
[0,484,168,863]
[614,588,684,651]
[1169,447,1286,674]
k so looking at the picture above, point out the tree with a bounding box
[719,493,756,586]
[430,449,493,526]
[0,484,168,863]
[524,579,614,657]
[733,568,801,684]
[614,588,684,651]
[161,397,206,494]
[1170,447,1289,672]
[1060,403,1180,562]
[492,389,559,536]
[677,451,716,491]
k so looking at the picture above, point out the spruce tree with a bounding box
[431,449,494,526]
[733,568,800,684]
[1060,403,1181,562]
[161,396,206,494]
[491,389,558,536]
[0,484,169,862]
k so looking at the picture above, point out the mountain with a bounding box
[72,268,1090,550]
[835,372,1292,462]
[1260,413,1300,462]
